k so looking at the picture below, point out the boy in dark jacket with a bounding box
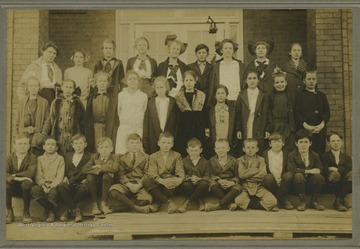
[177,138,210,213]
[321,132,352,211]
[57,134,92,222]
[287,129,325,211]
[6,134,37,224]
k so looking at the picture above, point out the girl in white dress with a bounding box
[64,49,94,108]
[115,70,148,154]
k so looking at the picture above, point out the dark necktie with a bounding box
[104,60,112,73]
[47,65,54,82]
[256,61,268,74]
[131,153,136,166]
[139,60,147,71]
[168,65,179,81]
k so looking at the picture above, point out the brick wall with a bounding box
[315,9,352,154]
[48,10,116,73]
[7,9,49,153]
[342,10,352,154]
[7,9,352,154]
[243,10,308,66]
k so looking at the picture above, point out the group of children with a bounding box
[8,35,351,223]
[6,128,352,224]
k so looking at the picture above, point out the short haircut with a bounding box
[43,135,58,146]
[215,138,229,147]
[295,129,312,142]
[135,37,150,49]
[94,71,110,83]
[187,138,202,148]
[42,40,60,54]
[243,138,258,147]
[127,133,142,142]
[303,70,317,79]
[102,39,116,49]
[71,134,87,143]
[268,132,284,142]
[153,76,170,92]
[195,43,209,53]
[97,137,113,147]
[158,132,174,141]
[13,134,30,143]
[326,131,343,142]
[215,84,229,96]
[61,79,76,89]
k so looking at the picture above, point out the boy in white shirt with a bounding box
[262,132,294,210]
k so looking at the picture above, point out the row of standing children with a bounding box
[16,36,330,165]
[6,128,352,224]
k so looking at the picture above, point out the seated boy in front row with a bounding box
[30,136,65,223]
[205,139,242,211]
[142,132,185,214]
[6,134,37,224]
[109,133,153,213]
[287,129,325,211]
[177,138,210,213]
[234,138,278,212]
[262,132,294,210]
[57,134,92,222]
[321,131,352,212]
[82,137,119,216]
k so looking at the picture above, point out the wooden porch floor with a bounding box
[88,195,352,240]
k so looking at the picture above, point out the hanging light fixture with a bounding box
[207,16,218,34]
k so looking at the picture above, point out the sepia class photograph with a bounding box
[4,7,354,244]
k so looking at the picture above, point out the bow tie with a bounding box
[168,65,179,81]
[96,92,107,96]
[256,61,268,73]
